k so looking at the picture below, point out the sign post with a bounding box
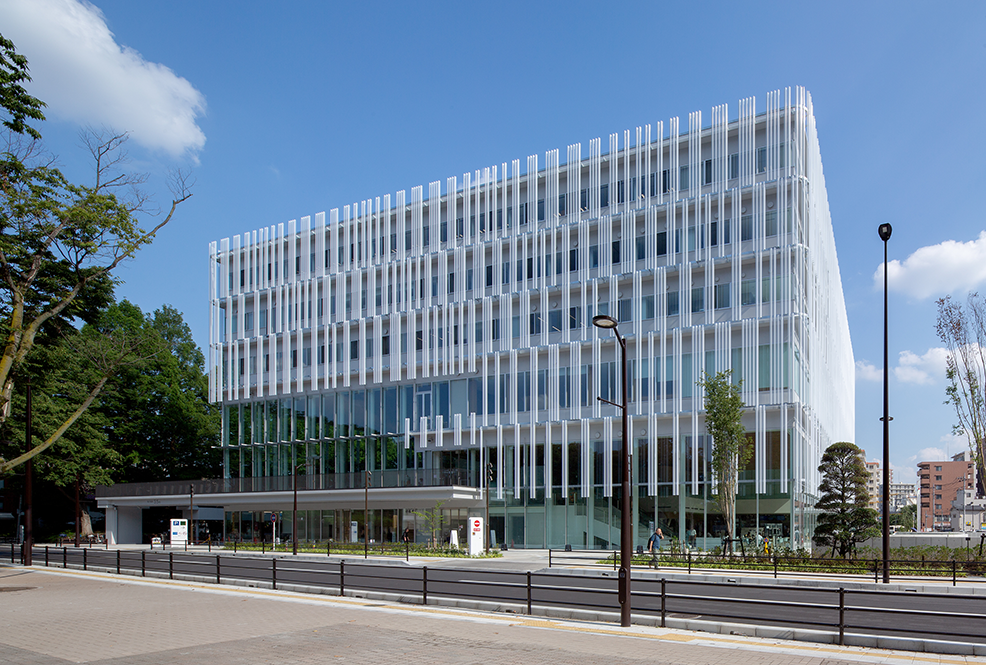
[468,517,484,556]
[170,519,188,547]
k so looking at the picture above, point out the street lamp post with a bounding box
[292,461,300,555]
[23,381,32,566]
[592,314,632,627]
[485,461,492,554]
[365,469,371,559]
[189,484,194,551]
[878,223,893,584]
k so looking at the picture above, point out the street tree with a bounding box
[814,441,879,558]
[891,504,916,532]
[0,37,191,473]
[96,302,220,482]
[412,500,448,548]
[936,293,986,497]
[698,369,750,553]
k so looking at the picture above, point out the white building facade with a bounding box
[208,86,853,550]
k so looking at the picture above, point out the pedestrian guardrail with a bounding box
[546,548,986,585]
[11,544,986,650]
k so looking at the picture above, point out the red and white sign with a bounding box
[467,516,484,555]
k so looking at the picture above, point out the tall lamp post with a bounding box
[364,469,371,559]
[292,461,300,555]
[878,222,893,583]
[592,314,632,627]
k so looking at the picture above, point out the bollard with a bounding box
[10,543,14,564]
[63,547,67,569]
[141,551,145,577]
[216,555,221,584]
[953,560,957,586]
[661,578,667,627]
[83,548,87,571]
[838,588,846,645]
[169,552,174,580]
[406,539,409,563]
[116,550,121,575]
[548,550,552,568]
[45,546,49,567]
[233,539,237,554]
[272,557,277,590]
[422,566,428,605]
[527,571,532,614]
[327,540,330,557]
[687,551,691,575]
[774,555,778,579]
[339,559,345,596]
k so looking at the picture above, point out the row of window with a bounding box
[229,273,790,343]
[226,431,790,490]
[228,342,794,432]
[234,207,790,292]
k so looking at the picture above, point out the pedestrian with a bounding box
[647,527,663,554]
[402,527,411,544]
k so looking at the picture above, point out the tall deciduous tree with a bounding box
[96,302,220,482]
[0,37,191,473]
[936,293,986,497]
[698,369,749,552]
[814,441,879,558]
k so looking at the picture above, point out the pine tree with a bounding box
[814,441,879,558]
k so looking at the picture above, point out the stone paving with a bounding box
[1,566,983,665]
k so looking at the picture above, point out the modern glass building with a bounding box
[198,86,852,551]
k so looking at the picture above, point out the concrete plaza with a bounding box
[1,564,983,665]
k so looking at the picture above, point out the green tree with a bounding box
[95,302,220,482]
[698,369,749,552]
[936,294,986,497]
[891,504,916,532]
[0,34,45,139]
[814,441,879,558]
[0,38,191,473]
[412,500,447,548]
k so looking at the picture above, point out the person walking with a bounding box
[647,527,663,559]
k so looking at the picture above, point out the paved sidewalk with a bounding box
[2,566,984,665]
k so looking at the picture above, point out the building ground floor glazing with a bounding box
[222,423,816,551]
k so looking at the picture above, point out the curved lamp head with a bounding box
[592,314,619,330]
[878,223,893,242]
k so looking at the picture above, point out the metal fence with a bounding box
[546,548,986,585]
[12,544,986,648]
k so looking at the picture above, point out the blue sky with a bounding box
[2,0,984,485]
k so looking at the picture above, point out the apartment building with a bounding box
[918,459,975,531]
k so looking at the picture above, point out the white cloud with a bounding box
[913,446,947,464]
[892,463,916,486]
[874,231,986,299]
[855,360,883,382]
[893,347,949,385]
[0,0,206,158]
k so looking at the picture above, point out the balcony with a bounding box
[97,468,478,499]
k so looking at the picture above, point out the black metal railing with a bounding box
[546,548,986,585]
[16,543,986,649]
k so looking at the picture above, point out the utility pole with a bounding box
[485,461,492,554]
[364,469,371,559]
[23,381,33,566]
[189,484,194,550]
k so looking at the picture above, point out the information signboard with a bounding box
[170,519,188,546]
